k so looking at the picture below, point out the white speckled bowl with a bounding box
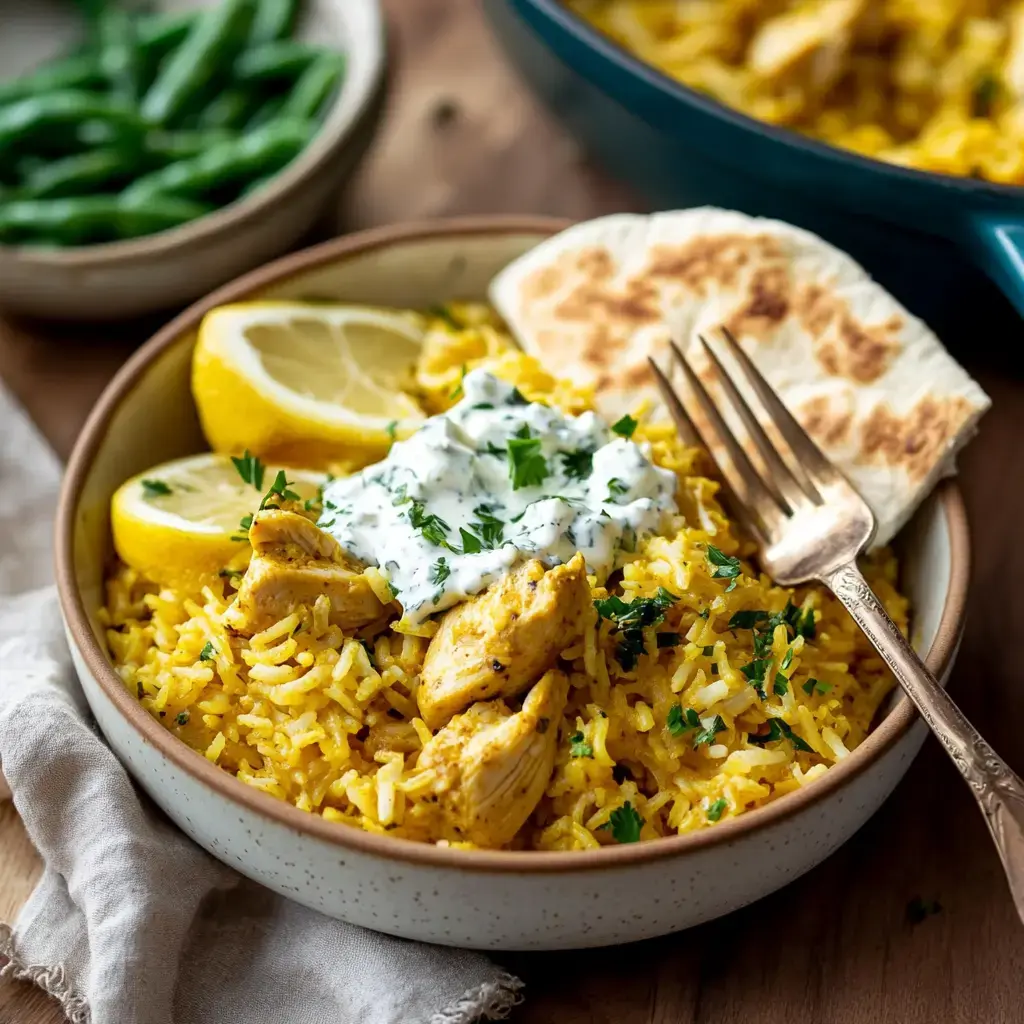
[0,0,386,320]
[55,217,970,950]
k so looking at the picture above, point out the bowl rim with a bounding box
[515,0,1024,201]
[55,214,971,875]
[0,0,386,265]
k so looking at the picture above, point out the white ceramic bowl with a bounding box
[55,217,970,950]
[0,0,385,320]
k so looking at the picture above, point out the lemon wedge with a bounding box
[111,453,325,589]
[192,302,427,469]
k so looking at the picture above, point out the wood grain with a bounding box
[1,0,1023,1021]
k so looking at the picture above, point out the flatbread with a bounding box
[489,208,990,547]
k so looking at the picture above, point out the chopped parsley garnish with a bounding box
[667,706,722,748]
[706,798,728,822]
[749,718,813,752]
[231,449,265,491]
[259,470,301,510]
[698,608,710,619]
[386,580,401,600]
[606,477,629,501]
[508,386,530,406]
[468,505,504,548]
[569,731,593,758]
[559,448,593,481]
[702,645,716,657]
[357,637,376,667]
[459,528,482,554]
[232,512,254,542]
[656,631,681,648]
[796,608,816,639]
[392,484,411,506]
[667,705,700,736]
[507,431,549,490]
[603,801,643,844]
[430,557,451,587]
[694,714,726,747]
[141,478,172,497]
[385,420,398,441]
[802,678,832,696]
[706,546,741,591]
[972,73,999,117]
[613,629,647,671]
[728,609,767,630]
[594,588,679,669]
[741,658,771,698]
[175,710,190,726]
[199,641,215,661]
[611,414,638,438]
[750,601,815,656]
[594,588,678,628]
[449,364,468,400]
[427,303,461,329]
[906,896,942,925]
[773,673,789,696]
[780,647,794,671]
[408,500,452,549]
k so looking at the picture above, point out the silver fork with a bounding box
[649,327,1024,924]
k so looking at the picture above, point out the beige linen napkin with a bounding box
[0,381,522,1024]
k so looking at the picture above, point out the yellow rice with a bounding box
[569,0,1024,184]
[102,306,909,851]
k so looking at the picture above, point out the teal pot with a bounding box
[484,0,1024,350]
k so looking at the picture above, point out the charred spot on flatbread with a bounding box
[725,264,791,340]
[798,394,854,447]
[857,396,974,482]
[797,284,902,384]
[645,234,783,294]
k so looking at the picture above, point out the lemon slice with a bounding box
[111,453,326,589]
[192,302,427,469]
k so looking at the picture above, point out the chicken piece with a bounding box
[416,668,569,847]
[747,0,866,92]
[417,553,589,730]
[224,510,386,634]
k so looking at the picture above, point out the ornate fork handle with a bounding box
[823,562,1024,922]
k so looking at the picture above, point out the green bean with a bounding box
[125,119,312,202]
[249,0,302,45]
[245,95,285,130]
[0,195,211,246]
[241,174,275,197]
[235,40,319,82]
[141,0,256,126]
[137,10,199,60]
[280,51,345,120]
[21,148,131,199]
[0,92,145,153]
[144,128,236,162]
[0,54,104,106]
[197,90,259,130]
[98,9,141,102]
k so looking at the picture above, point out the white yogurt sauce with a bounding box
[320,370,678,624]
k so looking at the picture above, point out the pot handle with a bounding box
[968,214,1024,318]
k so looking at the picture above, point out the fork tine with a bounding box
[663,340,788,536]
[648,356,768,546]
[646,356,701,448]
[696,334,818,509]
[718,326,841,487]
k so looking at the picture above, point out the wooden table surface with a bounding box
[2,2,1023,1021]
